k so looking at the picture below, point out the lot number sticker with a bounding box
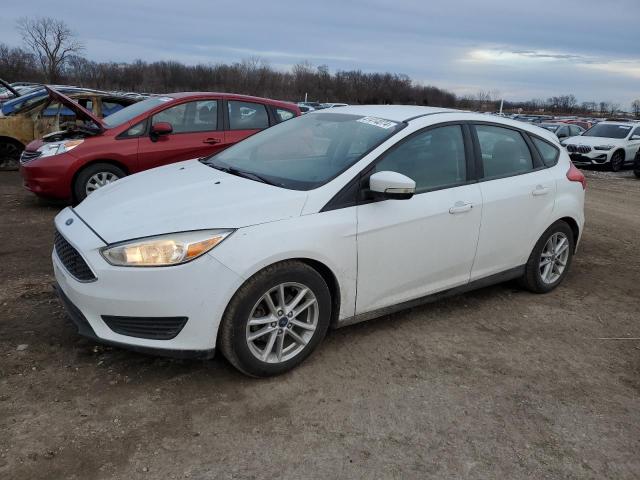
[357,116,397,129]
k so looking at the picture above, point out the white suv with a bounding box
[562,121,640,171]
[52,106,586,376]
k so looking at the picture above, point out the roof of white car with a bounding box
[325,105,455,122]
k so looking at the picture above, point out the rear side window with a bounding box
[275,108,296,123]
[228,101,269,130]
[532,137,560,167]
[476,125,533,178]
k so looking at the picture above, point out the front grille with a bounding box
[569,154,592,163]
[566,144,592,154]
[101,315,188,340]
[54,230,96,282]
[20,150,42,164]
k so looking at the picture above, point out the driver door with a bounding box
[356,124,482,314]
[137,99,227,171]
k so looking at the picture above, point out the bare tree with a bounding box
[17,17,84,83]
[631,99,640,119]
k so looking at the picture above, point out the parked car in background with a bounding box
[298,105,315,114]
[562,121,640,171]
[539,122,584,141]
[0,80,41,104]
[322,103,349,108]
[51,106,585,376]
[0,86,139,169]
[20,87,300,201]
[564,119,593,130]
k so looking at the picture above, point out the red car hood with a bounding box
[44,86,105,131]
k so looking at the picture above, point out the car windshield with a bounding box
[102,96,173,128]
[541,124,559,132]
[582,123,633,139]
[203,112,404,190]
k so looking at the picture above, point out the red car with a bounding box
[20,87,300,201]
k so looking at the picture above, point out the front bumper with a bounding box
[52,207,244,357]
[20,152,75,199]
[568,151,610,166]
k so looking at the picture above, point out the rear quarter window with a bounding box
[532,137,560,167]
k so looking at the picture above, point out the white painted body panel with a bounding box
[52,107,586,354]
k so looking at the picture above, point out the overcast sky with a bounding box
[1,0,638,107]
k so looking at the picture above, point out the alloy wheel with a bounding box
[245,282,318,363]
[539,232,570,284]
[85,172,120,196]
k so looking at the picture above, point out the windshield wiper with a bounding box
[205,162,277,186]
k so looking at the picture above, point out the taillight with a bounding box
[567,162,586,190]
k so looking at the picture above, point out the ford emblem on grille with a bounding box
[65,218,74,226]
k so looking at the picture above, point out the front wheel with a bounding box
[219,261,332,377]
[519,221,575,293]
[610,151,624,172]
[74,163,126,202]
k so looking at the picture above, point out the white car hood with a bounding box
[74,160,308,244]
[563,136,626,147]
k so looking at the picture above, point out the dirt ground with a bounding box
[0,169,639,480]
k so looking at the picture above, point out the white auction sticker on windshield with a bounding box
[619,125,631,129]
[357,116,397,129]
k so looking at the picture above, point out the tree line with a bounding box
[1,17,638,116]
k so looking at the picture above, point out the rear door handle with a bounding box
[532,185,551,196]
[203,138,222,144]
[449,201,473,214]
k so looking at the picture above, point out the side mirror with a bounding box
[150,121,173,140]
[369,171,416,200]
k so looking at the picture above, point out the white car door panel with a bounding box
[356,184,483,314]
[470,124,556,281]
[355,123,482,315]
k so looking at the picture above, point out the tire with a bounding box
[0,140,24,171]
[219,261,332,377]
[610,151,624,172]
[74,163,126,202]
[519,221,575,294]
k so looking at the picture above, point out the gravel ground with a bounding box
[0,169,639,479]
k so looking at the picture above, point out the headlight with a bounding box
[101,229,234,267]
[594,145,614,151]
[37,139,84,158]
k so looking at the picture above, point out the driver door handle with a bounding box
[203,137,222,144]
[449,201,473,214]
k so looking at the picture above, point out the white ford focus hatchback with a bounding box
[52,106,586,376]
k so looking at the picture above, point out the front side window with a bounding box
[152,100,219,133]
[372,125,467,193]
[569,125,583,136]
[203,112,403,190]
[476,125,533,178]
[228,101,269,130]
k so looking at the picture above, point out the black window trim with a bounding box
[526,131,560,167]
[321,119,560,212]
[322,121,475,211]
[469,121,547,183]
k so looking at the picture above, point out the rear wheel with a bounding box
[519,221,575,293]
[74,163,126,202]
[610,151,624,172]
[219,261,331,377]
